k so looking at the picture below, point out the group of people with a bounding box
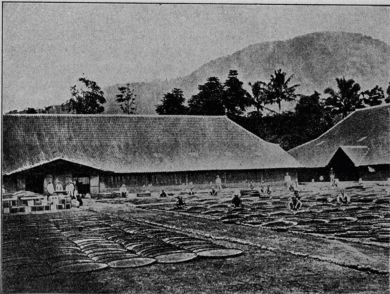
[120,169,352,212]
[46,178,83,207]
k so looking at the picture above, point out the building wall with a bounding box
[4,164,298,195]
[297,165,390,182]
[98,169,298,193]
[296,168,329,182]
[3,175,24,192]
[358,165,390,181]
[2,160,98,194]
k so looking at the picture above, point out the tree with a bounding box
[295,91,332,141]
[222,70,252,116]
[116,83,137,114]
[63,76,106,114]
[249,81,268,116]
[386,83,390,103]
[156,88,188,115]
[188,77,225,115]
[362,85,385,106]
[25,108,38,114]
[263,69,299,112]
[324,77,364,117]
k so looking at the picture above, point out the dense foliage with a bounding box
[62,77,106,114]
[116,83,137,114]
[156,88,188,115]
[155,69,389,150]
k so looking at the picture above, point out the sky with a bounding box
[3,3,390,112]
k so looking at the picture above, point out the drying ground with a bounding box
[2,183,389,293]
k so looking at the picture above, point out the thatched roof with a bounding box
[3,114,300,175]
[289,104,390,168]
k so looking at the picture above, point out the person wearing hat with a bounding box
[65,181,75,198]
[55,179,63,192]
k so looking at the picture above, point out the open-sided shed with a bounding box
[3,114,300,194]
[289,104,390,181]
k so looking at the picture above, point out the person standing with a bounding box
[66,181,75,198]
[75,189,83,206]
[47,180,55,196]
[215,175,223,191]
[330,168,336,186]
[284,172,292,189]
[55,179,63,191]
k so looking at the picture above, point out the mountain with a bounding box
[105,31,390,114]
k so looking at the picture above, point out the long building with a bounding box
[3,114,301,194]
[289,104,390,182]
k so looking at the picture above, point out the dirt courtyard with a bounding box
[2,183,389,293]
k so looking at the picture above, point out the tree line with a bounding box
[155,69,390,149]
[8,70,390,150]
[8,76,137,115]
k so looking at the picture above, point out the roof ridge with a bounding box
[289,104,390,153]
[339,145,369,148]
[354,104,390,112]
[289,110,355,152]
[3,113,227,118]
[224,116,277,146]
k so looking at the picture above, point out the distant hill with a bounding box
[103,32,390,114]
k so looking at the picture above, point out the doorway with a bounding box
[25,174,45,194]
[328,149,359,181]
[74,176,90,194]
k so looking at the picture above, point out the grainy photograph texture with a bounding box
[1,2,390,293]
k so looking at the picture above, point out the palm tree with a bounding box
[265,69,299,113]
[324,77,364,117]
[249,81,268,116]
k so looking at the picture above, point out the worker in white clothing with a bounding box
[55,179,63,191]
[47,180,55,196]
[119,184,128,198]
[284,172,292,189]
[66,181,75,198]
[215,175,223,191]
